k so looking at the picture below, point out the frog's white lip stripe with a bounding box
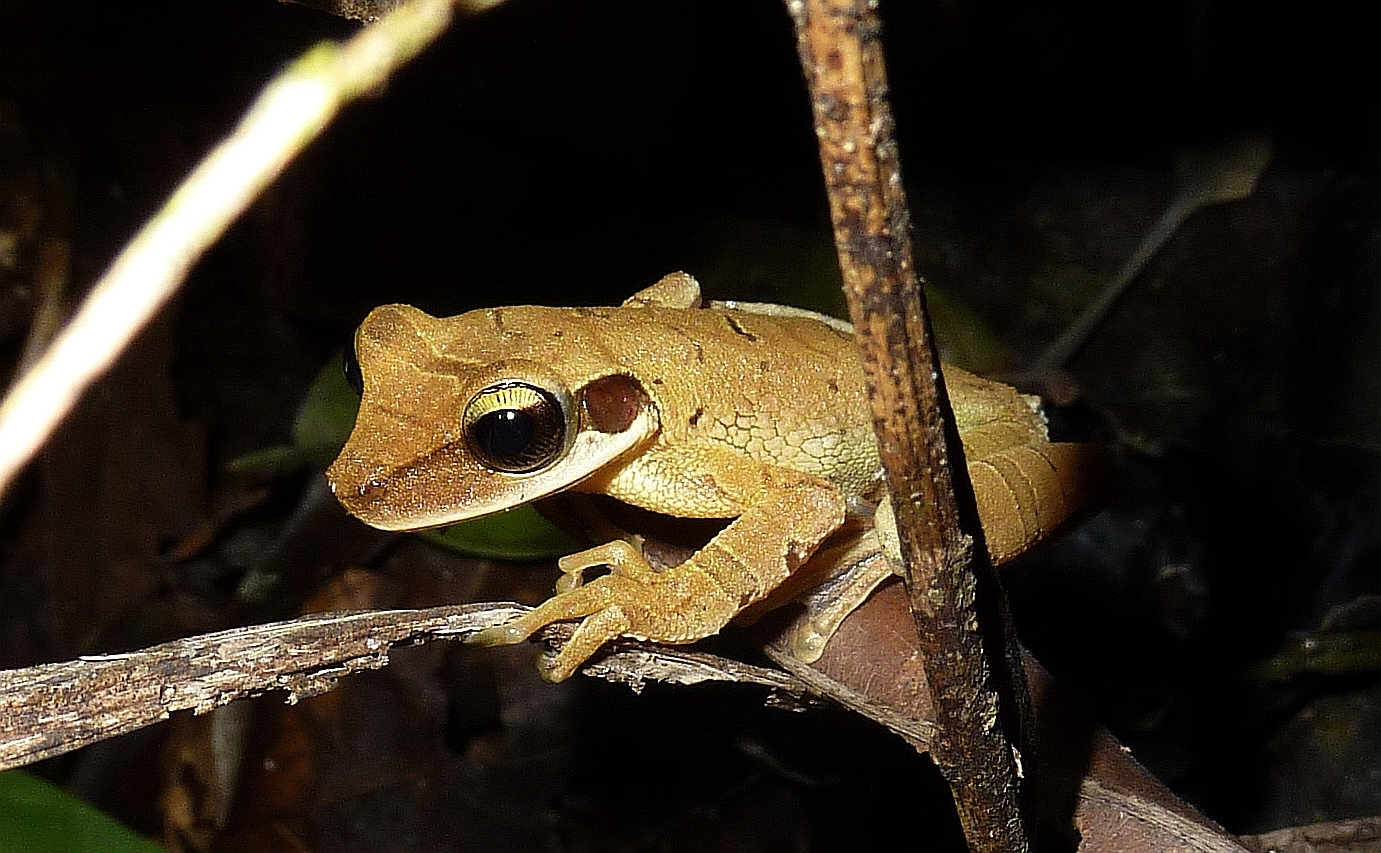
[348,409,658,533]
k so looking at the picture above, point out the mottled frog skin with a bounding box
[327,273,1090,680]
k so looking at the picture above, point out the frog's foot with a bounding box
[786,542,893,662]
[471,541,739,681]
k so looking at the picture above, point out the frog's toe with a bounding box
[559,539,658,581]
[471,578,622,652]
[468,619,538,647]
[554,569,585,594]
[540,605,631,681]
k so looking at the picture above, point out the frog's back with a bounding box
[595,304,883,503]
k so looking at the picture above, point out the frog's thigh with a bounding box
[873,442,1076,569]
[967,443,1068,565]
[875,455,1043,569]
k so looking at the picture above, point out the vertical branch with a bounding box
[785,1,1031,850]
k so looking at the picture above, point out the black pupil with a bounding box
[473,409,535,460]
[342,344,364,396]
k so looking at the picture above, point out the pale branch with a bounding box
[0,0,461,500]
[0,604,506,770]
[1241,817,1381,853]
[786,0,1032,849]
[0,570,1258,853]
[0,603,812,772]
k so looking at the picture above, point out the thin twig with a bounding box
[786,0,1031,849]
[1025,198,1194,379]
[0,0,459,500]
[1241,816,1381,853]
[1024,135,1271,381]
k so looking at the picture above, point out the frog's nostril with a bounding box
[360,472,389,497]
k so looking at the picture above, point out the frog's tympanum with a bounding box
[327,273,1095,680]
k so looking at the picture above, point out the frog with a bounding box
[326,272,1095,681]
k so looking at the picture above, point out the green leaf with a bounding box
[0,771,164,853]
[423,504,580,561]
[292,350,362,466]
[225,351,360,477]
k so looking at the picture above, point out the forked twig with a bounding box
[1024,136,1271,381]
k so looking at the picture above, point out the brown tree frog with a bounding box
[327,273,1096,680]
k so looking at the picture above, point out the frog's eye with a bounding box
[342,343,364,396]
[463,382,568,473]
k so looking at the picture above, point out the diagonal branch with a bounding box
[785,0,1032,849]
[0,603,812,772]
[0,0,465,501]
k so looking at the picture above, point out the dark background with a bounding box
[2,0,1379,849]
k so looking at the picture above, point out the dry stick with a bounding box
[786,1,1031,850]
[0,0,460,501]
[1240,817,1381,853]
[0,603,811,771]
[0,605,511,770]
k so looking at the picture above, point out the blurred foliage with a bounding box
[0,772,162,853]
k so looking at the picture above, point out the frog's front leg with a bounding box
[471,452,847,681]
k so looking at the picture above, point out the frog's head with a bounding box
[326,303,658,531]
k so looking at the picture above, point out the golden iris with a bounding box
[462,382,566,473]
